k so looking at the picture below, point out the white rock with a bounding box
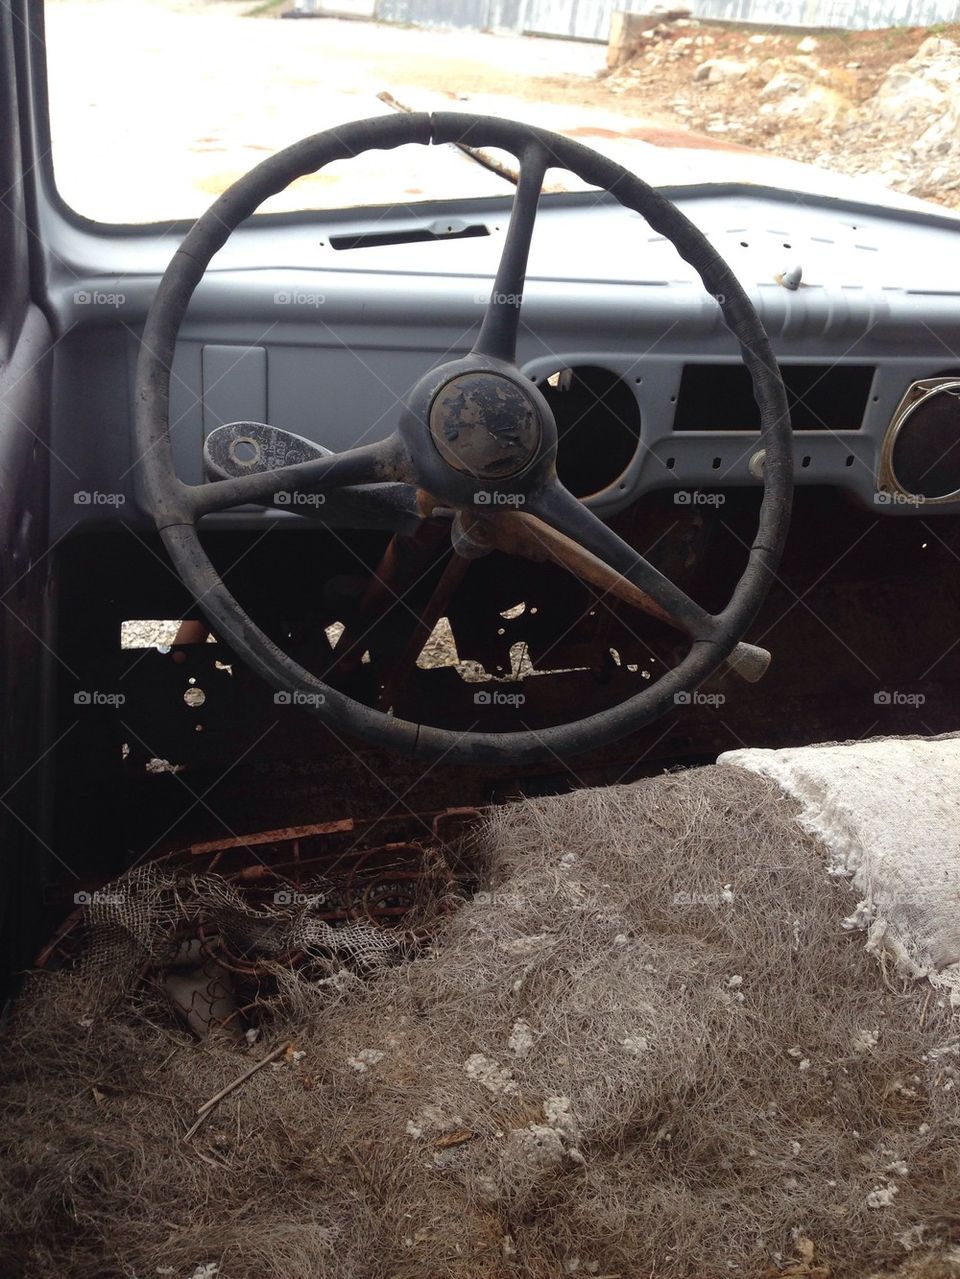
[504,932,555,956]
[875,66,946,119]
[924,58,960,91]
[760,72,809,100]
[621,1032,651,1055]
[913,35,957,62]
[851,1027,879,1052]
[866,1182,899,1208]
[797,36,818,53]
[347,1047,384,1072]
[508,1018,535,1057]
[770,81,851,124]
[409,1103,458,1138]
[509,1122,565,1169]
[544,1095,579,1139]
[464,1052,517,1095]
[694,58,751,83]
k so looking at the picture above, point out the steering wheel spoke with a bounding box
[527,483,713,635]
[523,484,771,682]
[472,143,549,364]
[187,432,413,518]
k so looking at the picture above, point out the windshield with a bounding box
[44,0,960,225]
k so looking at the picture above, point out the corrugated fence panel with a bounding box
[692,0,960,27]
[522,0,656,40]
[375,0,960,35]
[374,0,491,28]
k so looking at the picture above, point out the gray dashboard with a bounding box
[42,186,960,538]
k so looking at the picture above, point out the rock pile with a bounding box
[867,36,960,198]
[605,23,960,209]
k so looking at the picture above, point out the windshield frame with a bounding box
[22,0,960,261]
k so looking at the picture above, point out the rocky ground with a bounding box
[594,17,960,210]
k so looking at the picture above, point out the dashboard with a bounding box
[43,185,960,538]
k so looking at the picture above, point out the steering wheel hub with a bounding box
[428,371,542,480]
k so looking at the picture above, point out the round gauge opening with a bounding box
[890,382,960,500]
[536,366,641,498]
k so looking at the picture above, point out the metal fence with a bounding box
[371,0,960,39]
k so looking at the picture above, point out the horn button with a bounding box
[428,372,542,480]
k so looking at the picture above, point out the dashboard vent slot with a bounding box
[674,363,875,432]
[328,222,489,251]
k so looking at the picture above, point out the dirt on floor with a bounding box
[530,17,960,211]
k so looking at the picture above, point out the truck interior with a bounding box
[1,2,958,1276]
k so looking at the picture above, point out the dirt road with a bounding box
[45,1,614,219]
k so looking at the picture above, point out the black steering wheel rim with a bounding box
[134,111,793,765]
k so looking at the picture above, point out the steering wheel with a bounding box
[134,112,792,765]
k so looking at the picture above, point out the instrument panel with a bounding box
[43,186,960,535]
